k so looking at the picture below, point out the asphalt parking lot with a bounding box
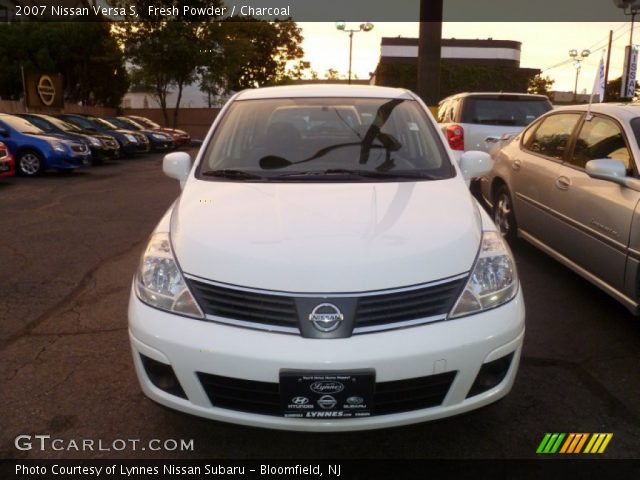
[1,152,639,460]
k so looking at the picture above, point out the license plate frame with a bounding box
[280,369,375,419]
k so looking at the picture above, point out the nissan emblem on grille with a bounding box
[308,303,344,332]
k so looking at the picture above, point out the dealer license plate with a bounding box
[280,370,374,419]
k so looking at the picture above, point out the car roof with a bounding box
[234,84,415,101]
[440,92,550,102]
[552,103,640,121]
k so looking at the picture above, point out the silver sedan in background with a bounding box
[481,103,640,314]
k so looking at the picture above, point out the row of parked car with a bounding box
[0,113,191,177]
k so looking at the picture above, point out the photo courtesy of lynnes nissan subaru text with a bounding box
[128,84,525,431]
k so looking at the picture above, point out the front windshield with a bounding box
[199,97,453,181]
[22,116,54,132]
[108,117,141,130]
[88,116,118,130]
[132,116,160,129]
[43,115,83,133]
[1,115,45,134]
[64,115,95,130]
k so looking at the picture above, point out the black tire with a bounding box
[492,185,518,242]
[17,151,44,177]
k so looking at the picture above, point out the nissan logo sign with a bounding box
[310,381,344,395]
[36,75,56,107]
[308,303,344,332]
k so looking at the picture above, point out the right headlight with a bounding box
[450,231,518,318]
[135,232,203,319]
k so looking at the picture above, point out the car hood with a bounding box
[25,133,78,145]
[171,178,482,292]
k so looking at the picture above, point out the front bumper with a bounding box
[128,288,525,431]
[149,138,175,151]
[49,150,91,169]
[0,158,15,177]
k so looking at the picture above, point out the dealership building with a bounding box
[372,37,541,98]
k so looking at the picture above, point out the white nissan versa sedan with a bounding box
[128,85,525,431]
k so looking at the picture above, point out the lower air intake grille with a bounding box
[197,371,457,417]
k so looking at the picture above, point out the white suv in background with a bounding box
[438,92,553,153]
[128,85,525,431]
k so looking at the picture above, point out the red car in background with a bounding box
[125,115,191,147]
[0,141,15,177]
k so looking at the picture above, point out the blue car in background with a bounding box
[0,114,91,176]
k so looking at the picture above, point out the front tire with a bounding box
[493,185,517,242]
[17,151,44,177]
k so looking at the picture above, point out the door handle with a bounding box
[555,176,571,190]
[512,159,522,171]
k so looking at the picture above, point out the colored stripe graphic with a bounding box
[536,433,565,454]
[537,433,613,454]
[584,433,613,454]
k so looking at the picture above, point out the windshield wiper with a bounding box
[201,169,266,180]
[324,169,440,179]
[274,169,440,180]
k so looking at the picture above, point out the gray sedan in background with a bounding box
[481,104,640,314]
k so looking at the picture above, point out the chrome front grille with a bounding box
[186,274,467,336]
[103,138,118,148]
[135,133,149,144]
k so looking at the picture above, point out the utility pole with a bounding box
[417,0,443,112]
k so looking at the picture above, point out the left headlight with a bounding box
[125,134,138,143]
[88,137,101,147]
[135,232,204,319]
[450,231,518,318]
[151,133,170,140]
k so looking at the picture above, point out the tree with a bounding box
[0,22,128,107]
[119,0,224,126]
[218,18,305,91]
[528,75,555,98]
[605,76,639,101]
[325,68,340,80]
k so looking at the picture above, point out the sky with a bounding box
[298,22,635,93]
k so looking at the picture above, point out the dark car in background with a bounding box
[0,141,15,177]
[58,114,149,156]
[126,115,191,147]
[105,116,174,152]
[0,114,90,176]
[16,113,120,164]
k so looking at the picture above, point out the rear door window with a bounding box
[460,97,552,127]
[571,115,632,171]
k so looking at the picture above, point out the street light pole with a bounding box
[569,49,590,103]
[348,30,354,84]
[336,22,374,85]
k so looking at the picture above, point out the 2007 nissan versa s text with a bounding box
[128,85,525,431]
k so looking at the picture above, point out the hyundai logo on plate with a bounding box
[291,396,309,405]
[310,381,344,395]
[317,395,338,410]
[308,303,344,332]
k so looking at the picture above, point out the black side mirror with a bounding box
[0,127,9,137]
